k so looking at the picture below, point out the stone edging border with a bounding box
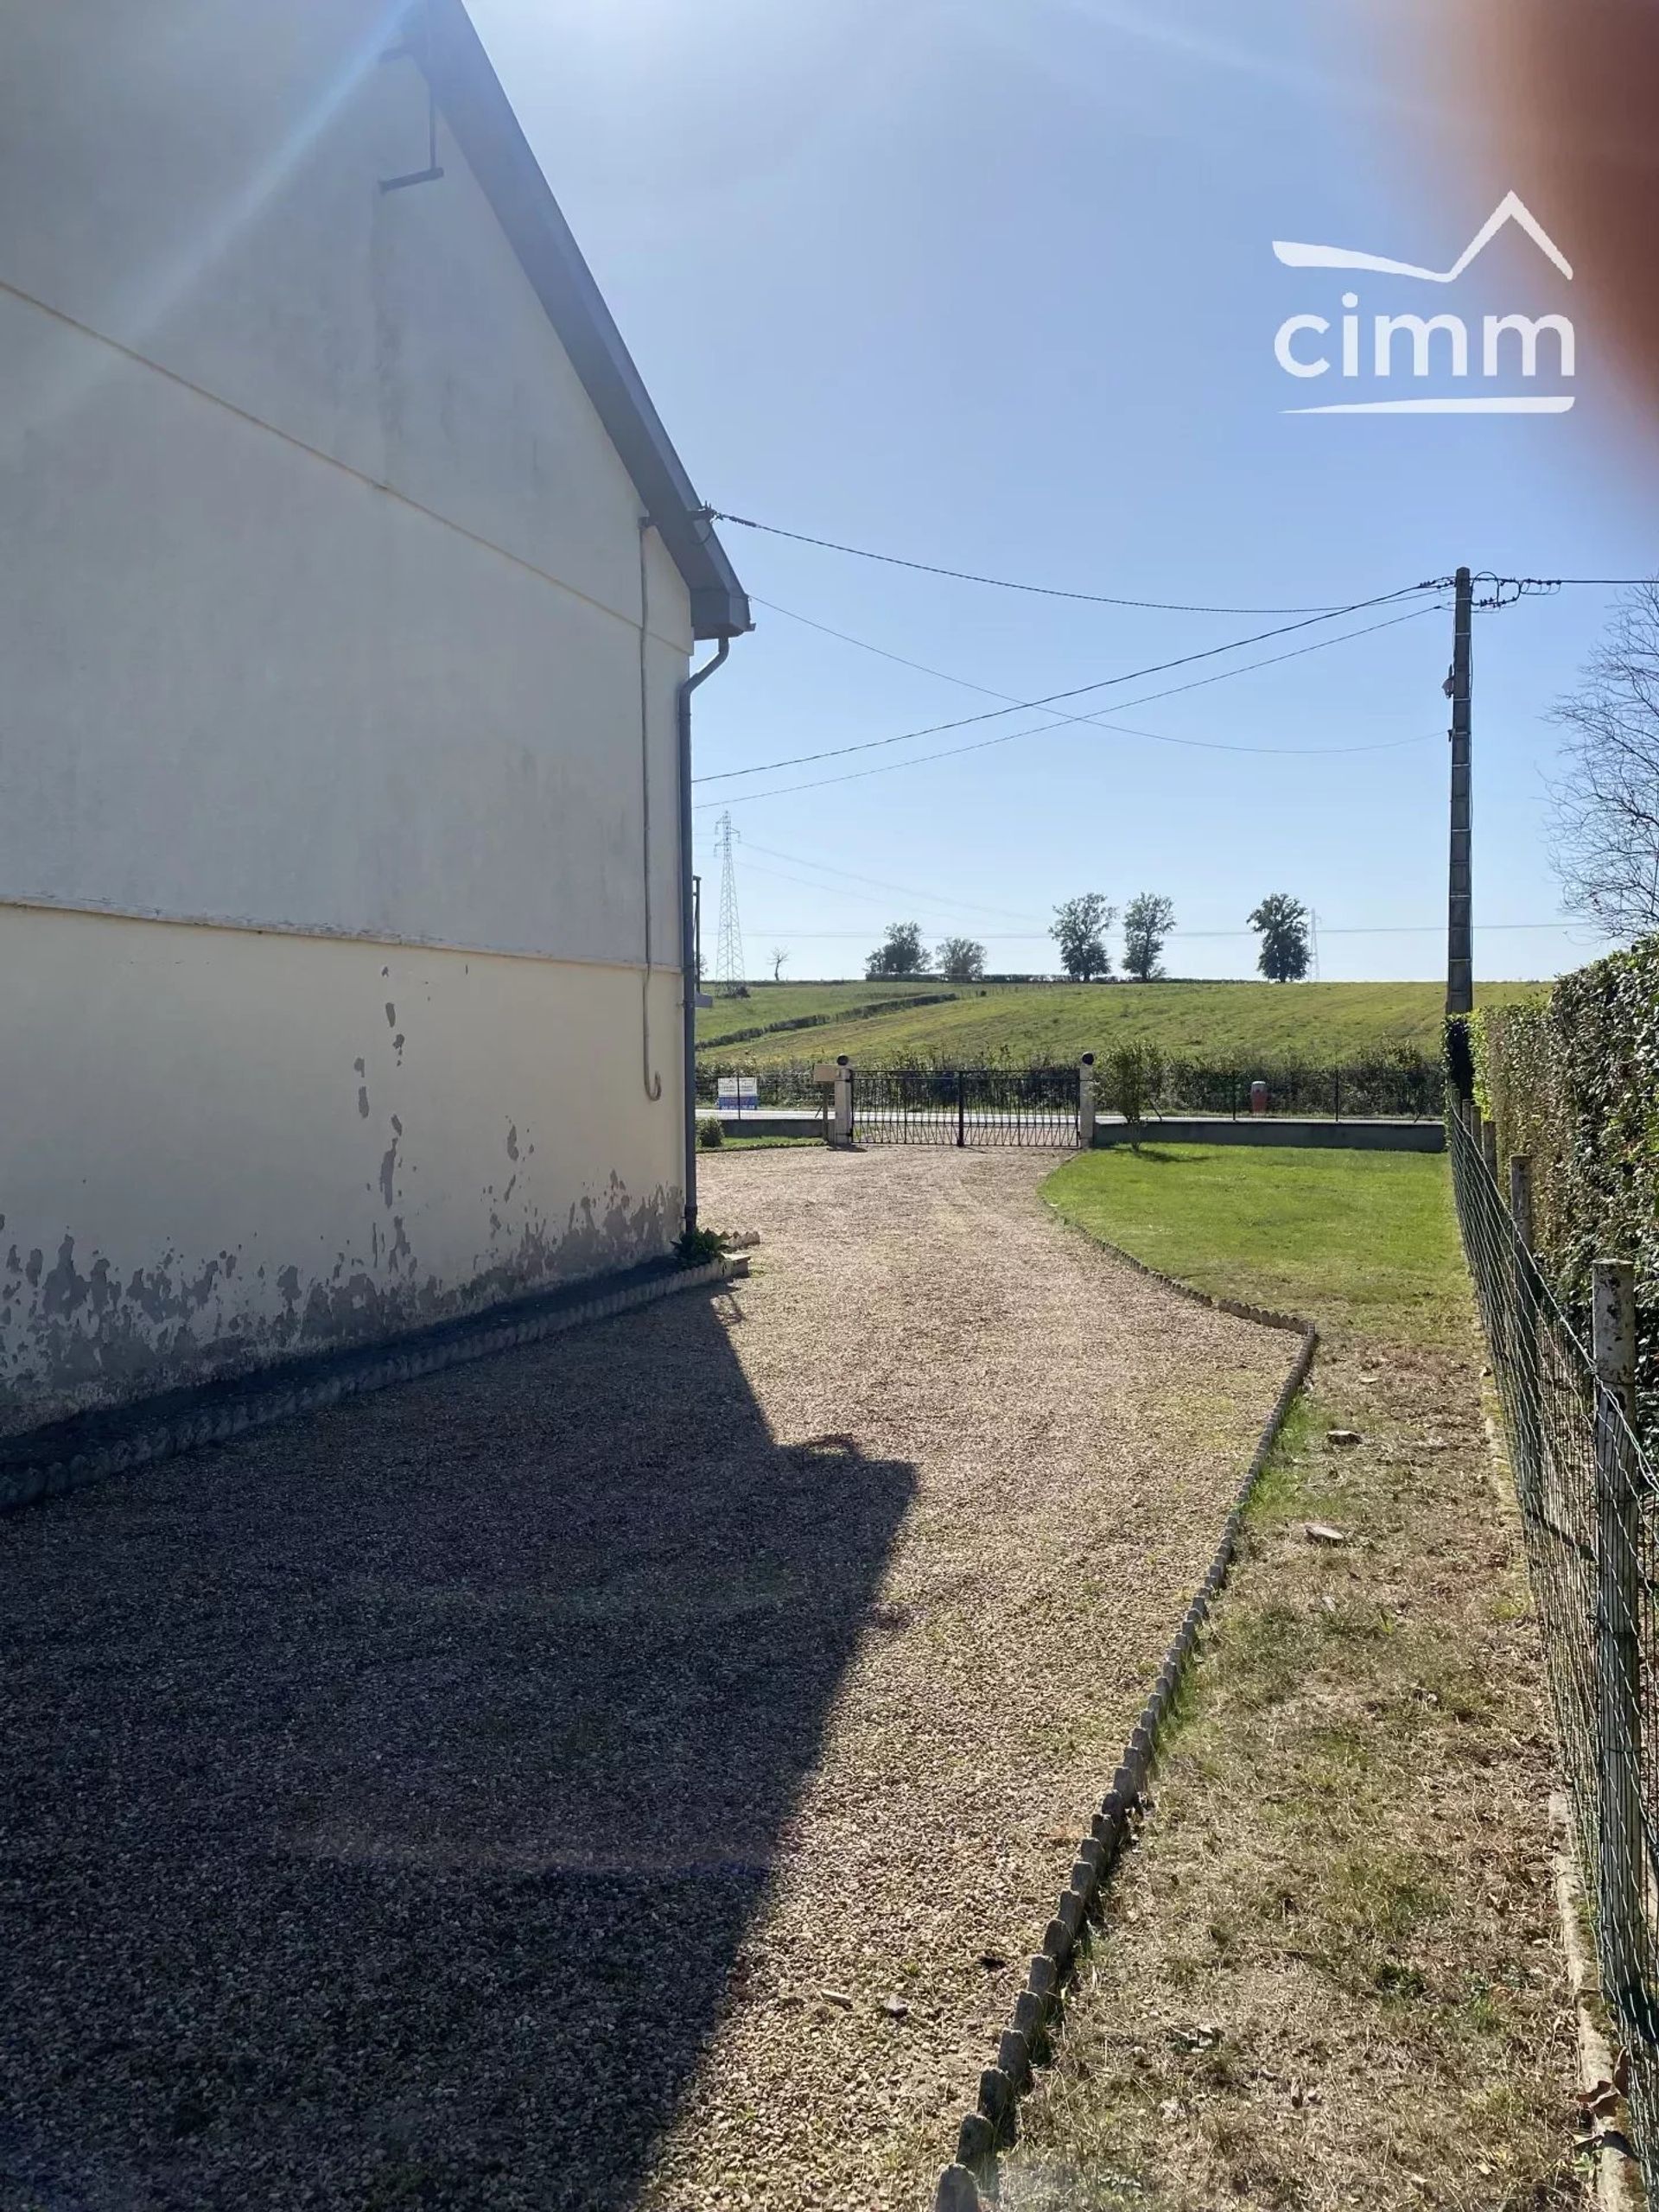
[932,1225,1319,2211]
[0,1255,735,1516]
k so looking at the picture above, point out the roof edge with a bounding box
[423,1,751,640]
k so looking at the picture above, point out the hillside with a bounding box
[694,979,953,1048]
[696,978,1541,1068]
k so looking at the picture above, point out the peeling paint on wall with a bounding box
[0,1170,678,1437]
[1,909,684,1440]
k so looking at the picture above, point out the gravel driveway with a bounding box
[2,1147,1293,2212]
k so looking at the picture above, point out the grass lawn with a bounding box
[1042,1145,1467,1344]
[704,978,1541,1071]
[1001,1144,1576,2210]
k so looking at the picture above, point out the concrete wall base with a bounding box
[1095,1117,1444,1154]
[0,1255,733,1516]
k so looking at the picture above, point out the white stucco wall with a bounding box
[0,910,683,1433]
[0,1,698,1432]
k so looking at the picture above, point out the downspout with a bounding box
[677,636,730,1236]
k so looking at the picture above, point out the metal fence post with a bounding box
[1509,1158,1542,1512]
[1594,1257,1645,2021]
[956,1068,966,1149]
[1077,1053,1096,1152]
[832,1057,854,1147]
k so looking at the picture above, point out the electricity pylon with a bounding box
[714,810,746,995]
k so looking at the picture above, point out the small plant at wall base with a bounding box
[675,1225,729,1267]
[697,1116,725,1149]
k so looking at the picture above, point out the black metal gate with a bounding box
[851,1066,1080,1148]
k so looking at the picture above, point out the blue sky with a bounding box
[472,0,1657,982]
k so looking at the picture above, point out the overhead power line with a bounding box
[751,596,1014,700]
[696,590,1445,789]
[694,615,1446,814]
[696,713,1440,815]
[741,596,1447,771]
[739,838,1046,926]
[736,855,1045,930]
[709,506,1446,615]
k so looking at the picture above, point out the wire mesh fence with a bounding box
[1449,1103,1659,2189]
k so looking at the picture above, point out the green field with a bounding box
[696,978,1540,1069]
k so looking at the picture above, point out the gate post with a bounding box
[1077,1053,1096,1151]
[1593,1257,1645,2023]
[832,1057,854,1147]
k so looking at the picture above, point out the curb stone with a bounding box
[0,1256,734,1516]
[932,1224,1317,2210]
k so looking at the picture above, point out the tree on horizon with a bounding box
[866,920,927,978]
[1122,893,1175,982]
[1249,893,1311,982]
[937,936,986,982]
[1051,893,1116,982]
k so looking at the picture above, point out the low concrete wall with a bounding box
[1095,1117,1444,1154]
[711,1115,828,1141]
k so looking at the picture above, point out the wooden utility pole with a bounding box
[1446,565,1474,1018]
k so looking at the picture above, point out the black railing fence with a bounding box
[852,1065,1078,1148]
[1450,1103,1659,2194]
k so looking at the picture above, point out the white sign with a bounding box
[716,1076,759,1113]
[1272,192,1575,416]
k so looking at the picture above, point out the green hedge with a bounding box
[1470,939,1659,1397]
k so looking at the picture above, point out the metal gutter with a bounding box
[677,639,730,1234]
